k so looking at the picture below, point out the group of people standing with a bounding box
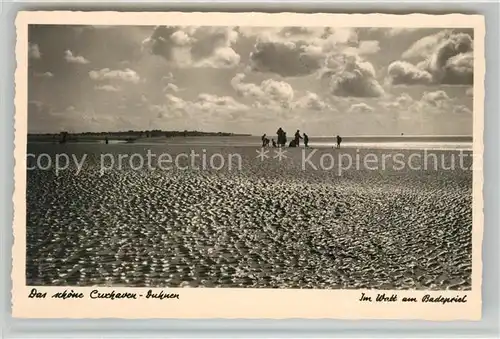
[262,128,310,148]
[261,128,343,148]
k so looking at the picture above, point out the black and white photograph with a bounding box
[13,11,484,319]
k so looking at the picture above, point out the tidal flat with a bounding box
[26,144,473,290]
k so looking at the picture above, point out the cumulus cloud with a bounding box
[395,93,414,105]
[421,90,450,106]
[348,102,374,114]
[64,50,90,64]
[161,72,175,84]
[194,47,241,68]
[248,27,363,77]
[453,105,472,114]
[356,40,380,55]
[386,61,433,85]
[249,40,325,77]
[34,71,54,78]
[387,30,473,85]
[231,73,295,109]
[403,90,472,118]
[440,51,473,84]
[164,94,188,112]
[402,30,453,60]
[143,26,240,68]
[170,30,195,46]
[94,84,121,92]
[149,95,188,119]
[382,92,414,109]
[163,83,181,93]
[324,54,385,97]
[89,68,141,84]
[259,79,295,106]
[231,74,265,97]
[293,91,330,110]
[29,43,41,59]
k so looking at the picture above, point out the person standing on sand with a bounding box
[272,139,277,148]
[276,127,285,147]
[336,135,342,149]
[303,133,309,148]
[261,134,267,147]
[294,130,303,147]
[282,132,288,147]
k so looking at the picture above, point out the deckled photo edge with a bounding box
[12,10,485,320]
[12,11,29,317]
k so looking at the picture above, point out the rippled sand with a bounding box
[26,144,473,289]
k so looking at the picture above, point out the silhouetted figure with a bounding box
[276,127,284,147]
[105,136,109,144]
[272,139,277,148]
[282,132,287,147]
[336,135,342,149]
[59,132,68,144]
[303,133,309,148]
[289,139,297,147]
[263,137,270,147]
[294,130,303,147]
[261,134,267,147]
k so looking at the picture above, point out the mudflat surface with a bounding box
[26,144,473,289]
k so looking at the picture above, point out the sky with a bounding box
[28,25,474,136]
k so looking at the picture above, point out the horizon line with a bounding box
[28,132,474,138]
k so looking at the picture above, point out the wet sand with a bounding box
[26,145,473,289]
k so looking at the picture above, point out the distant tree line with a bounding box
[27,130,251,143]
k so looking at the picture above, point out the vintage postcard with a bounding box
[13,11,484,319]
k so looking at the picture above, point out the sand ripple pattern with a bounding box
[26,145,473,289]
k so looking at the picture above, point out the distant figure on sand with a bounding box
[261,134,267,147]
[289,139,297,147]
[272,139,277,148]
[336,135,342,148]
[283,132,287,147]
[105,136,109,145]
[294,130,303,147]
[303,133,309,148]
[59,132,68,144]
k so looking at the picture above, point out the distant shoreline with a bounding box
[27,131,252,144]
[27,133,473,145]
